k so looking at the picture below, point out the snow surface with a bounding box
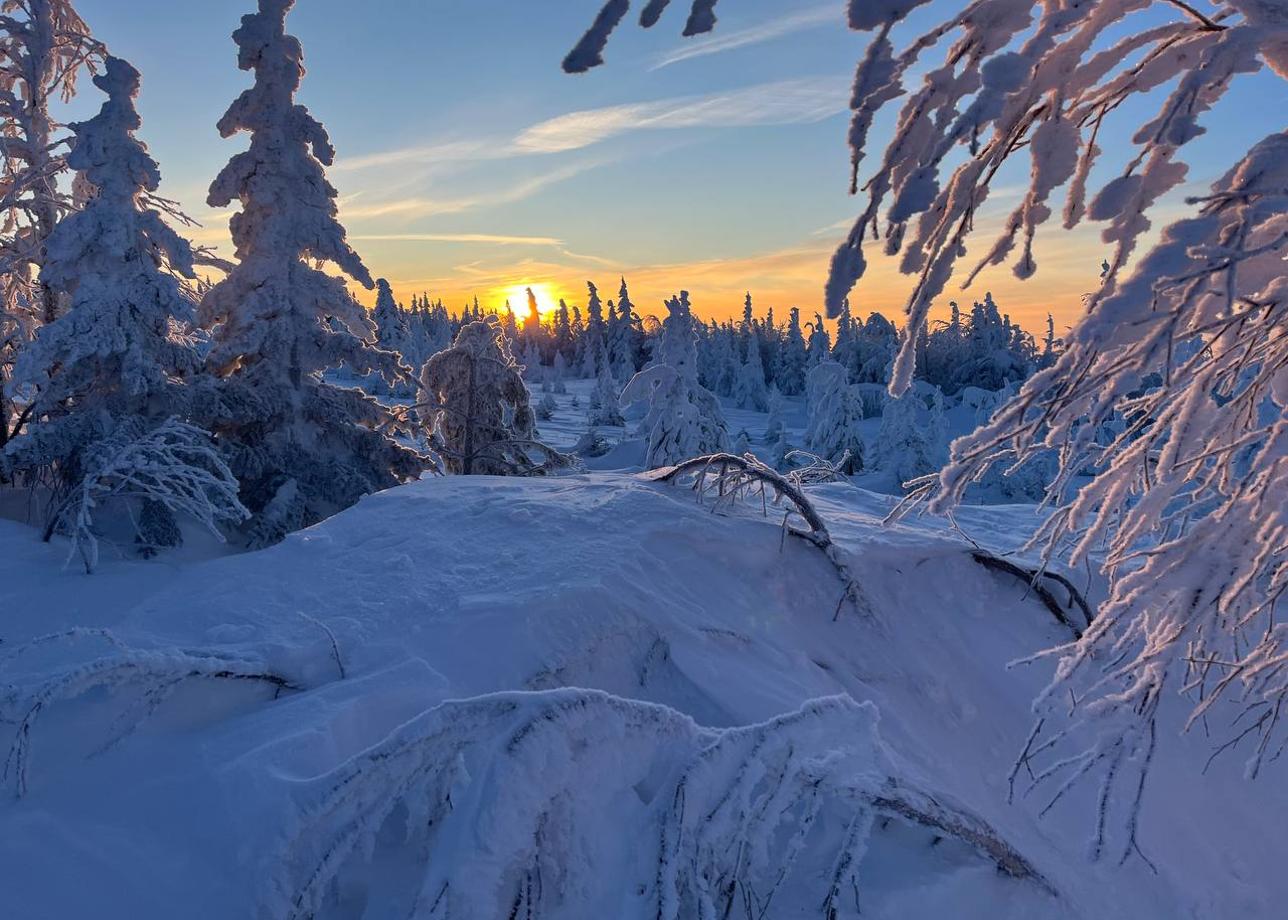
[1,469,1284,918]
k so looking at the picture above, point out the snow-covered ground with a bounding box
[1,467,1284,918]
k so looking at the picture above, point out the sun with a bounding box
[502,283,557,322]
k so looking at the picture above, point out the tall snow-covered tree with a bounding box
[198,0,421,545]
[610,276,637,380]
[580,280,606,376]
[0,0,101,454]
[6,56,198,473]
[3,56,243,550]
[621,290,728,468]
[421,317,571,476]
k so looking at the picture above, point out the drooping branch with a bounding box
[970,550,1094,637]
[2,646,299,798]
[645,452,866,619]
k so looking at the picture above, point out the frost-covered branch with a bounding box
[46,418,248,573]
[1,640,297,798]
[266,690,1050,919]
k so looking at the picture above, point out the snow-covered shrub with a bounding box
[197,0,422,542]
[4,56,204,532]
[621,291,728,468]
[804,360,864,474]
[421,318,574,476]
[534,391,557,421]
[44,418,247,573]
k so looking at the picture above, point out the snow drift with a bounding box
[1,474,1283,918]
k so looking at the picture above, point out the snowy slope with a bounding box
[0,475,1281,918]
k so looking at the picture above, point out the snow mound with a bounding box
[0,474,1282,918]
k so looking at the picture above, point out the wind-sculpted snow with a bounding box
[2,475,1286,918]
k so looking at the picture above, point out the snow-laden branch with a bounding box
[646,451,867,619]
[46,418,248,572]
[266,690,1051,919]
[1,637,297,798]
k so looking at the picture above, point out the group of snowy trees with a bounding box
[0,0,429,557]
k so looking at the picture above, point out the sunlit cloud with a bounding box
[514,77,850,154]
[651,5,841,70]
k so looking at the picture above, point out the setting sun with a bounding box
[499,283,559,322]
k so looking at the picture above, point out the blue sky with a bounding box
[72,0,1286,328]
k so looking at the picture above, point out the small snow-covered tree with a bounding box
[4,56,208,546]
[421,318,573,476]
[198,0,422,542]
[875,385,948,491]
[804,360,864,474]
[621,290,728,468]
[763,384,785,445]
[587,339,624,427]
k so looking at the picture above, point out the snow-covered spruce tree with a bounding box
[198,0,421,545]
[611,276,637,380]
[580,280,606,377]
[621,291,728,468]
[565,1,1288,846]
[732,320,769,411]
[371,278,407,359]
[803,359,864,474]
[3,56,240,553]
[420,317,573,476]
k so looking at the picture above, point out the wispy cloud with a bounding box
[514,77,850,154]
[651,5,841,70]
[350,233,564,247]
[333,139,502,172]
[340,160,601,221]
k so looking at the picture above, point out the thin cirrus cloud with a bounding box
[650,4,841,70]
[334,75,853,172]
[514,76,851,154]
[339,159,602,221]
